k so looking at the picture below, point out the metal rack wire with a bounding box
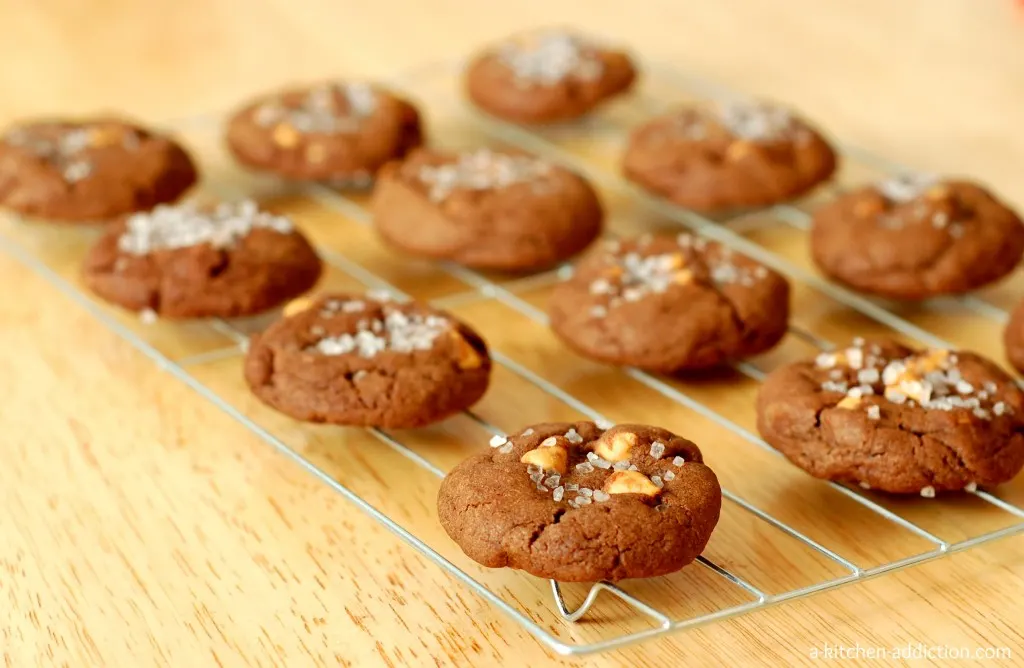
[4,56,1024,657]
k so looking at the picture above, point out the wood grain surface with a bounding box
[3,1,1024,666]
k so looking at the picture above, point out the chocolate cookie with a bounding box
[82,200,322,318]
[811,176,1024,300]
[757,338,1024,494]
[225,82,423,183]
[245,294,491,428]
[548,233,790,372]
[465,30,637,124]
[371,147,603,271]
[622,101,837,212]
[438,421,721,582]
[1003,299,1024,375]
[0,118,197,222]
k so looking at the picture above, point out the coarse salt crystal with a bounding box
[489,435,508,448]
[575,462,594,473]
[920,486,936,498]
[649,441,666,459]
[498,443,514,454]
[565,428,583,444]
[672,456,685,467]
[858,368,880,384]
[964,482,978,493]
[663,470,676,481]
[651,476,664,488]
[540,436,558,447]
[867,405,881,420]
[845,348,864,369]
[553,486,564,501]
[593,490,610,502]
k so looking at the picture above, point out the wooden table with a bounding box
[3,1,1024,665]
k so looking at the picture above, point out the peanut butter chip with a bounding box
[304,143,328,163]
[272,123,300,148]
[284,297,314,317]
[520,445,568,475]
[88,126,123,147]
[836,395,862,409]
[725,140,754,161]
[603,470,661,497]
[449,330,483,370]
[594,431,637,462]
[674,268,694,285]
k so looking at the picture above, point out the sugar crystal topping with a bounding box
[587,235,769,316]
[414,149,552,202]
[309,302,451,358]
[254,82,378,133]
[716,101,803,142]
[876,174,937,203]
[816,341,1011,421]
[4,123,141,183]
[497,31,603,85]
[117,200,293,255]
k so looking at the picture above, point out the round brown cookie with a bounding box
[1003,299,1024,375]
[622,101,837,212]
[465,30,636,124]
[0,118,197,222]
[371,147,603,271]
[548,233,790,372]
[811,176,1024,300]
[757,338,1024,495]
[245,294,491,428]
[438,421,721,581]
[82,200,322,318]
[225,82,423,183]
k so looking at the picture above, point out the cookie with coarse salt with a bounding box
[225,81,423,183]
[438,421,721,581]
[465,29,637,124]
[82,199,321,319]
[811,175,1024,300]
[757,337,1024,495]
[244,293,491,428]
[371,147,603,272]
[0,118,197,222]
[548,233,790,372]
[622,100,837,212]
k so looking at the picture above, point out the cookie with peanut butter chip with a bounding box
[757,338,1024,494]
[225,82,423,183]
[811,176,1024,300]
[438,422,721,581]
[622,101,836,212]
[465,30,637,124]
[82,200,321,318]
[371,147,603,271]
[0,118,197,222]
[245,293,491,428]
[548,233,790,371]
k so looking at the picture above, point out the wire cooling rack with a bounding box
[4,56,1024,657]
